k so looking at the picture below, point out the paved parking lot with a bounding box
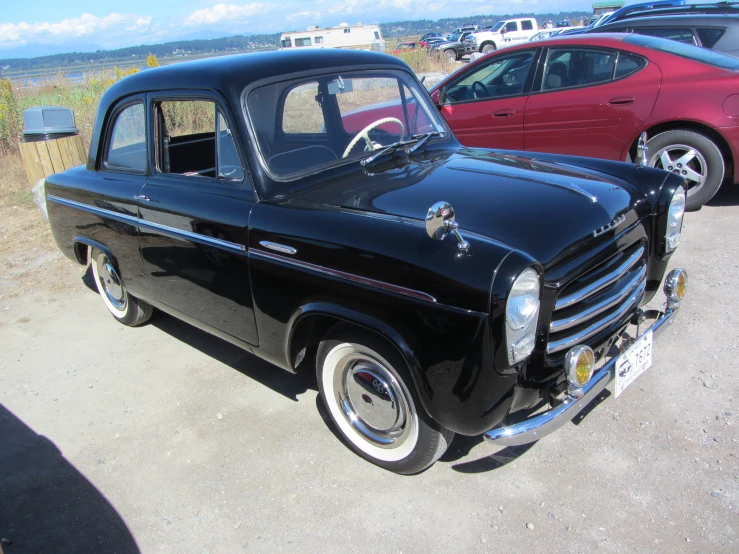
[1,186,738,553]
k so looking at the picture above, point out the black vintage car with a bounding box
[45,49,688,474]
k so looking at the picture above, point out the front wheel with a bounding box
[481,43,496,54]
[90,248,153,326]
[316,327,454,474]
[646,130,725,210]
[444,49,458,62]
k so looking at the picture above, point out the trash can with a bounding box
[22,106,79,142]
[18,106,87,189]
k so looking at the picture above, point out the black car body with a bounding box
[45,49,688,474]
[589,14,739,56]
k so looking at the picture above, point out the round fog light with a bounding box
[564,345,595,388]
[664,268,688,305]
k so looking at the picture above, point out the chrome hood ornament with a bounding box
[635,131,649,167]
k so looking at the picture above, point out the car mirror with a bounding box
[435,88,445,107]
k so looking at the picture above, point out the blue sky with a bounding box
[1,0,605,57]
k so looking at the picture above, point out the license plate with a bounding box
[614,331,653,398]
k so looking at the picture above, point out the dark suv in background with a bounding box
[590,14,739,57]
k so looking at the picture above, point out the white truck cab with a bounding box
[469,18,538,53]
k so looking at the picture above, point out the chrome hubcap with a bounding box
[97,256,127,311]
[335,354,410,448]
[649,144,707,197]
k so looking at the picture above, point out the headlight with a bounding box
[665,185,685,251]
[506,267,541,365]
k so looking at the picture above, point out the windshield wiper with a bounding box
[360,131,443,166]
[407,131,443,154]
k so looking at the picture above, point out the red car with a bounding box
[429,33,739,209]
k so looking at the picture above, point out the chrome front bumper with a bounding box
[483,305,680,446]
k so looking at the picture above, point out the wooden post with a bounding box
[18,135,86,187]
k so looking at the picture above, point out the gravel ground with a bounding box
[1,185,737,553]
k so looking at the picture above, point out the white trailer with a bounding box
[279,23,385,52]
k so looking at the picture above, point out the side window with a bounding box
[614,52,646,79]
[216,110,244,181]
[374,31,380,39]
[105,102,146,172]
[636,27,696,45]
[344,28,351,34]
[295,37,311,47]
[521,20,534,31]
[281,38,292,48]
[505,22,518,33]
[543,48,616,90]
[282,81,327,134]
[155,99,242,182]
[445,51,535,103]
[315,36,324,44]
[696,27,726,48]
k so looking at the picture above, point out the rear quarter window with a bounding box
[624,33,739,70]
[696,27,726,49]
[614,52,646,79]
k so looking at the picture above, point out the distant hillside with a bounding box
[0,11,589,73]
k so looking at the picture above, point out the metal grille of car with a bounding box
[547,242,647,355]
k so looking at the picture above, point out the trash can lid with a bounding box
[22,106,78,136]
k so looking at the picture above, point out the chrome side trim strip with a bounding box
[249,248,437,304]
[548,281,646,354]
[550,265,647,333]
[259,241,297,255]
[555,246,644,310]
[47,195,247,253]
[48,194,138,225]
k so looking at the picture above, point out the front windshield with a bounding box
[489,22,505,33]
[449,33,462,42]
[246,70,448,180]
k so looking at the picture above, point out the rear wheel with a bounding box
[316,327,453,474]
[646,130,725,210]
[481,43,496,54]
[90,247,153,326]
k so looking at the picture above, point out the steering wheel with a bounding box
[471,81,490,99]
[342,118,405,159]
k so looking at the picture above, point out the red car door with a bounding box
[435,49,538,150]
[524,47,662,160]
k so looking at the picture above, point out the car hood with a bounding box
[294,147,655,269]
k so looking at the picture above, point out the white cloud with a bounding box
[0,12,154,51]
[184,3,268,26]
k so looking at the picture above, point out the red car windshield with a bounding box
[623,33,739,70]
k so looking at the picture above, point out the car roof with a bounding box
[103,48,408,102]
[597,13,739,28]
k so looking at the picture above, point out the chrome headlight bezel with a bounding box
[665,185,686,252]
[506,267,541,365]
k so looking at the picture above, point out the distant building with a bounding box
[592,1,625,15]
[279,23,385,52]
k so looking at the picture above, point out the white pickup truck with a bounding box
[468,18,539,54]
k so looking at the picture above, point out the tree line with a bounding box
[1,11,589,73]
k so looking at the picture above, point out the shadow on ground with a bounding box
[0,404,139,553]
[81,265,315,402]
[706,181,739,208]
[152,311,316,401]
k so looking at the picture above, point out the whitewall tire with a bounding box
[317,327,453,474]
[90,247,153,327]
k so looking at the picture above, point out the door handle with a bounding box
[493,109,515,118]
[134,194,155,202]
[608,97,635,106]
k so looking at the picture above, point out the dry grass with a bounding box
[0,153,70,299]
